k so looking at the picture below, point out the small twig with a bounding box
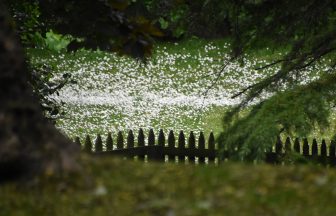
[254,58,287,71]
[328,62,336,72]
[230,84,254,99]
[231,66,287,99]
[202,56,236,97]
[232,48,327,99]
[294,47,336,71]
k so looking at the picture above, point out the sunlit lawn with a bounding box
[27,39,334,142]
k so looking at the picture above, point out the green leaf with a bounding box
[158,17,169,30]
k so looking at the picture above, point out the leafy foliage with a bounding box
[140,0,232,39]
[9,1,77,123]
[30,30,75,52]
[141,0,189,38]
[187,0,232,37]
[35,0,163,59]
[220,74,336,161]
[28,64,75,124]
[8,0,164,58]
[9,0,41,45]
[9,1,75,52]
[43,30,73,52]
[219,0,336,161]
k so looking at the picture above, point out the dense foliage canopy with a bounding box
[9,0,165,58]
[219,0,336,161]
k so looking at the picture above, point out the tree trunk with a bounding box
[0,3,79,181]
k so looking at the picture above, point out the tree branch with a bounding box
[202,56,237,96]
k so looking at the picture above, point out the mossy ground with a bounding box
[1,156,336,216]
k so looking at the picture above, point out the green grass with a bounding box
[26,38,336,142]
[9,41,336,212]
[26,39,239,138]
[1,157,336,215]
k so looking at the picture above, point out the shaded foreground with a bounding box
[1,157,336,216]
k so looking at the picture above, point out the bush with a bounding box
[128,0,232,39]
[10,0,75,52]
[9,0,41,45]
[28,63,76,123]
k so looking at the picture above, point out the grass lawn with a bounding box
[26,38,335,142]
[4,40,336,215]
[26,39,283,138]
[1,156,336,215]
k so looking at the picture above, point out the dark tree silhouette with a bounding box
[0,3,79,181]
